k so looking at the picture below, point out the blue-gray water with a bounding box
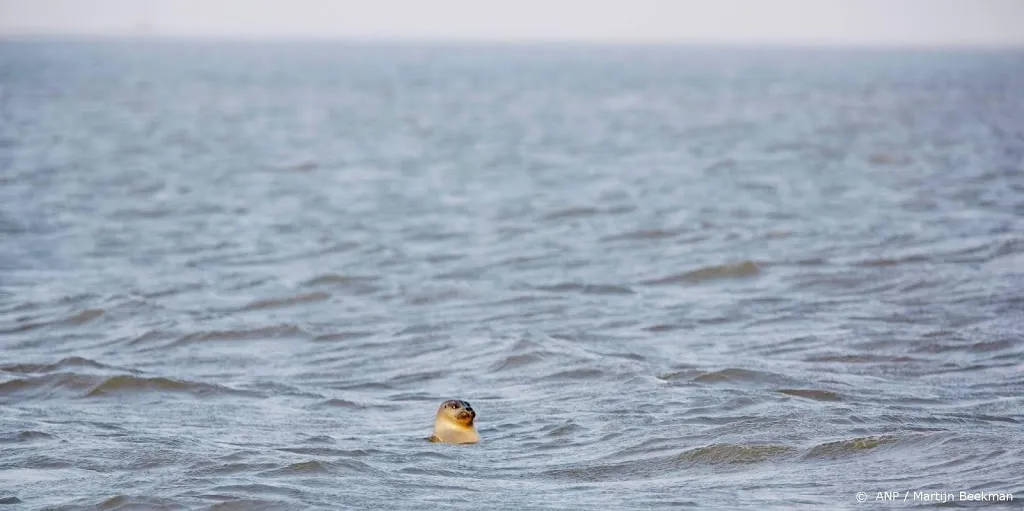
[1,39,1023,510]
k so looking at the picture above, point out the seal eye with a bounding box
[448,402,459,409]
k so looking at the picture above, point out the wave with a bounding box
[240,291,331,311]
[803,435,900,459]
[258,460,333,477]
[541,206,602,221]
[300,273,381,294]
[0,372,257,400]
[93,495,188,511]
[167,325,311,347]
[0,430,58,444]
[686,368,797,386]
[776,388,844,402]
[86,375,258,398]
[1,356,137,374]
[642,260,760,285]
[542,443,798,482]
[533,282,635,295]
[0,307,106,335]
[600,228,686,242]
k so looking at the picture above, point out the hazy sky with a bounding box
[2,0,1023,47]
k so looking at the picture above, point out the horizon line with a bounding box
[3,29,1024,51]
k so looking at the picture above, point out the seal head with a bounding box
[429,399,479,444]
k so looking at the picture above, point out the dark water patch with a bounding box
[693,368,796,386]
[489,353,543,371]
[946,413,1019,425]
[790,257,830,266]
[0,300,40,316]
[867,152,911,165]
[594,349,646,362]
[86,375,257,398]
[109,206,174,220]
[313,331,376,342]
[191,461,281,476]
[679,443,798,465]
[0,308,105,334]
[1,455,74,470]
[140,281,207,299]
[805,354,921,364]
[393,323,447,337]
[241,381,323,399]
[0,356,136,374]
[0,430,58,443]
[388,391,444,402]
[803,435,900,459]
[543,443,796,482]
[541,206,602,221]
[402,286,465,306]
[94,495,188,510]
[300,273,381,293]
[657,368,704,382]
[606,436,692,459]
[433,266,485,281]
[331,381,393,391]
[386,369,448,385]
[642,261,760,285]
[169,325,310,346]
[777,389,844,402]
[209,249,344,268]
[277,447,372,457]
[0,212,25,234]
[762,229,792,239]
[912,338,1017,354]
[542,422,587,438]
[300,434,335,444]
[533,282,635,295]
[397,466,464,477]
[754,334,832,357]
[853,255,932,268]
[265,458,385,478]
[207,498,295,511]
[312,398,365,409]
[240,291,331,311]
[126,329,180,346]
[643,323,685,333]
[206,484,305,500]
[0,372,99,399]
[259,460,333,477]
[406,229,471,243]
[390,475,480,491]
[601,228,686,242]
[538,368,608,382]
[0,497,21,505]
[221,275,276,292]
[63,308,105,325]
[278,161,318,173]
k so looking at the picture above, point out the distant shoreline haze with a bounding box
[2,32,1024,51]
[1,0,1023,48]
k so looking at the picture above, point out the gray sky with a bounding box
[2,0,1023,47]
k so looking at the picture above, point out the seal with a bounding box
[428,399,479,444]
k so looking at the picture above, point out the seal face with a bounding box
[429,399,480,444]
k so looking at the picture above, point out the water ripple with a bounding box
[2,41,1021,510]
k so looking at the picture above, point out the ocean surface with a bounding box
[1,39,1023,510]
